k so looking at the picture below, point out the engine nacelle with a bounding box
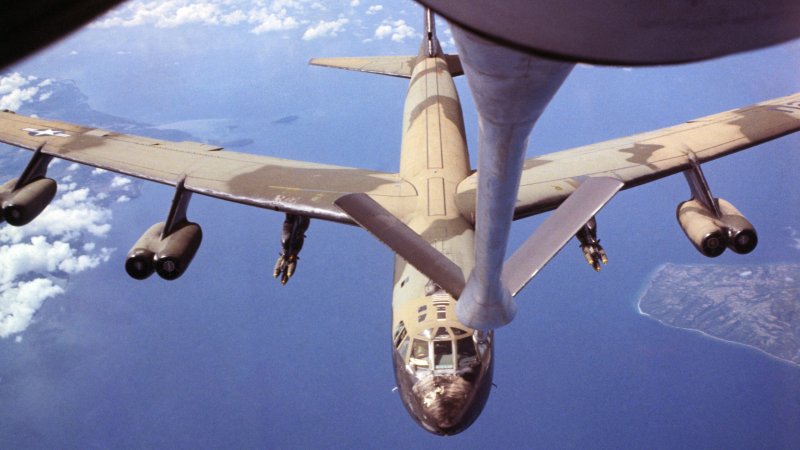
[676,199,726,257]
[1,177,57,226]
[124,222,202,281]
[124,222,164,280]
[717,198,758,254]
[154,222,202,280]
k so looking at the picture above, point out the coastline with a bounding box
[634,263,800,369]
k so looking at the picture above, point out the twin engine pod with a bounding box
[125,221,203,281]
[0,177,57,226]
[676,198,757,257]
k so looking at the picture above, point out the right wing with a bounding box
[0,111,417,224]
[455,93,800,220]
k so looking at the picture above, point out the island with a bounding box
[637,263,800,366]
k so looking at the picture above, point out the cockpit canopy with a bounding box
[393,323,485,374]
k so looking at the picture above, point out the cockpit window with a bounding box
[398,336,410,358]
[433,340,454,370]
[393,321,407,348]
[457,337,478,369]
[411,339,429,368]
[451,327,467,336]
[434,327,450,339]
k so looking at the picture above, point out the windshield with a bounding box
[401,327,481,373]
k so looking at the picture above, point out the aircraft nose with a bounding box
[412,374,476,435]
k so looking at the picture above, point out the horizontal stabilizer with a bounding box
[310,55,463,78]
[335,193,466,297]
[502,177,624,297]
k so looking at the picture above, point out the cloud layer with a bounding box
[0,181,118,338]
[0,74,139,338]
[0,73,54,111]
[92,0,416,44]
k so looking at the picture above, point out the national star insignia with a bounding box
[23,127,70,137]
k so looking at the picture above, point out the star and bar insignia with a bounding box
[23,127,70,137]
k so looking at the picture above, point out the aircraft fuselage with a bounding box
[390,50,494,435]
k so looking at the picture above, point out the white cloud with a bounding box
[366,5,383,15]
[0,278,64,338]
[161,3,221,27]
[0,188,113,244]
[350,0,360,6]
[0,73,33,95]
[221,9,247,26]
[0,74,139,338]
[374,19,416,43]
[248,8,299,34]
[94,1,223,28]
[0,178,132,338]
[116,195,131,203]
[374,24,392,39]
[92,168,108,175]
[270,0,301,12]
[0,235,114,337]
[110,175,132,188]
[302,18,349,40]
[787,226,800,250]
[93,0,304,35]
[0,73,40,111]
[442,27,455,49]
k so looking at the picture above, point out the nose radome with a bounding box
[412,374,475,435]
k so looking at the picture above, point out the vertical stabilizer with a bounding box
[423,7,443,57]
[309,8,461,77]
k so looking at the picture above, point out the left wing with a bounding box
[0,111,416,224]
[455,92,800,219]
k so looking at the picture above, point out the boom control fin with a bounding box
[335,193,466,297]
[501,177,623,297]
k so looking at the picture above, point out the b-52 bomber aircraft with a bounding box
[1,11,800,435]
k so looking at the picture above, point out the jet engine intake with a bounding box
[676,199,726,257]
[677,198,758,257]
[124,221,203,281]
[155,222,202,280]
[124,223,164,280]
[1,177,57,226]
[717,198,758,254]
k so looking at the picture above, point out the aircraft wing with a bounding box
[0,111,416,224]
[456,93,800,220]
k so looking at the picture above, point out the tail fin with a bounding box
[308,8,463,78]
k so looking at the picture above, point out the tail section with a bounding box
[308,8,463,78]
[423,6,442,58]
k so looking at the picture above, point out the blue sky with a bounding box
[1,1,800,448]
